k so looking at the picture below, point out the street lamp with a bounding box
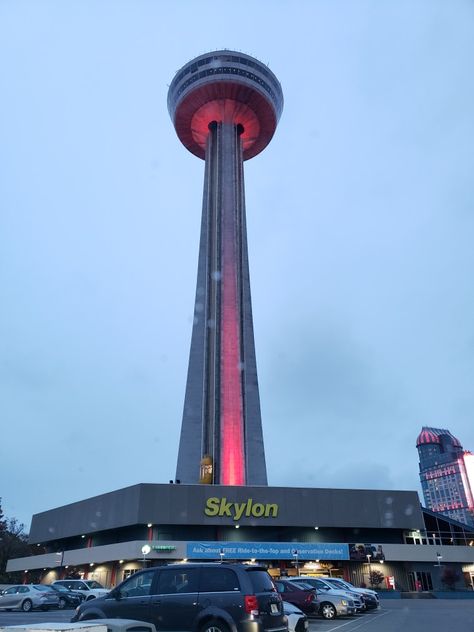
[292,550,299,577]
[56,551,64,578]
[366,554,372,586]
[141,544,151,568]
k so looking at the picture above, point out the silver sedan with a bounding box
[0,585,60,611]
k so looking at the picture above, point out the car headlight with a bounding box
[341,600,348,606]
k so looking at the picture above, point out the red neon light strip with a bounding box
[220,127,245,485]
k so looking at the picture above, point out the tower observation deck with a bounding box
[168,50,283,486]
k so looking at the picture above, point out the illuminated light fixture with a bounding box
[235,524,240,529]
[24,570,28,573]
[415,529,420,533]
[314,527,319,530]
[182,558,188,563]
[65,566,69,569]
[469,541,474,547]
[315,559,320,563]
[37,543,41,547]
[81,535,86,539]
[43,568,46,571]
[147,523,153,528]
[380,560,384,564]
[251,558,256,563]
[89,563,94,567]
[119,560,124,564]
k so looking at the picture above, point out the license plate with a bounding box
[271,603,279,614]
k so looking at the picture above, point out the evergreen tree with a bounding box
[0,498,37,583]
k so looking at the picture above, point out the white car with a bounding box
[323,578,379,608]
[283,601,309,632]
[52,579,109,600]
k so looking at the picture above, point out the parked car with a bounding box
[0,585,59,611]
[43,584,85,609]
[53,579,108,600]
[285,579,356,620]
[321,578,379,609]
[289,577,364,613]
[72,562,287,632]
[273,579,318,615]
[283,601,309,632]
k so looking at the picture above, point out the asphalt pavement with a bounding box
[309,600,474,632]
[0,601,474,632]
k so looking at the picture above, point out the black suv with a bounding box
[71,563,287,632]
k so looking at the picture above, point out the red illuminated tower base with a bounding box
[168,51,283,485]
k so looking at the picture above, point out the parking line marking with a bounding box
[324,610,391,632]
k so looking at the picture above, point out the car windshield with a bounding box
[33,585,53,591]
[84,580,104,589]
[328,579,348,589]
[291,581,313,590]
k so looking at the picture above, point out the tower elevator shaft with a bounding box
[175,121,267,486]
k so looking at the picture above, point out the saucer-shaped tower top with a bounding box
[168,50,283,160]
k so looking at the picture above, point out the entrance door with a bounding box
[408,571,433,591]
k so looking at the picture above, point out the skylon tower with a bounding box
[168,51,283,486]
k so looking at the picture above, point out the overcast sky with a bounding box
[1,0,473,529]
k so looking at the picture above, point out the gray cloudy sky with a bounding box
[1,0,473,529]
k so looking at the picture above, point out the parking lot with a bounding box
[308,601,474,632]
[1,601,474,632]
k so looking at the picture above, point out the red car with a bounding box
[274,579,318,614]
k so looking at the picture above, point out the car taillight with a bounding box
[305,593,314,604]
[245,595,259,615]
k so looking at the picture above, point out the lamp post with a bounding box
[56,551,64,578]
[292,550,299,577]
[366,554,372,586]
[141,544,151,568]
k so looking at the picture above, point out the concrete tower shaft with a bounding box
[168,51,283,485]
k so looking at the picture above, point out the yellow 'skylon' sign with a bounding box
[205,497,278,520]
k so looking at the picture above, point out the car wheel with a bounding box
[21,599,33,612]
[200,619,230,632]
[58,598,67,609]
[320,603,337,620]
